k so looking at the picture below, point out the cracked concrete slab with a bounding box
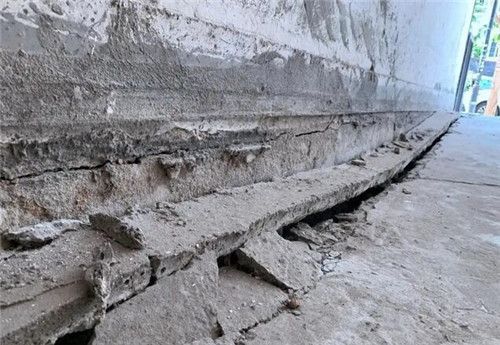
[93,253,220,345]
[240,116,500,345]
[217,267,288,334]
[0,230,151,345]
[0,111,457,344]
[236,231,321,291]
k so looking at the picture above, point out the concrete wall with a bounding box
[0,0,473,231]
[1,0,471,125]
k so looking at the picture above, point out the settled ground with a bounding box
[243,115,500,344]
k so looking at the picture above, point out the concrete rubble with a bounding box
[3,219,83,249]
[0,112,459,344]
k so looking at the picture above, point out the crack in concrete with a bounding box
[418,177,500,188]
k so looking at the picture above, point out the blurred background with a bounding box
[459,0,500,115]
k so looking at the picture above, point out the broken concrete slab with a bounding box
[288,222,338,248]
[0,230,151,345]
[217,267,288,334]
[93,253,220,345]
[89,213,146,249]
[3,219,83,249]
[0,111,458,344]
[236,231,321,292]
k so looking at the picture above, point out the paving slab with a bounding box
[93,253,219,345]
[419,115,500,186]
[217,267,288,333]
[236,231,321,291]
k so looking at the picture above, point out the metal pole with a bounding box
[469,0,498,113]
[455,33,473,111]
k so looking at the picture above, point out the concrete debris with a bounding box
[3,219,83,248]
[398,133,409,142]
[286,295,301,310]
[334,209,367,223]
[217,267,288,334]
[0,230,151,345]
[89,213,146,249]
[321,251,342,274]
[314,220,356,245]
[50,3,63,15]
[93,253,219,345]
[236,231,321,291]
[392,140,409,149]
[350,158,366,167]
[287,222,338,248]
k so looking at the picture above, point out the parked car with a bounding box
[462,77,500,114]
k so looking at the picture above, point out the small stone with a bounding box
[291,310,302,316]
[51,3,63,15]
[287,296,300,309]
[17,49,27,57]
[392,140,409,149]
[393,147,400,154]
[351,158,366,167]
[402,188,412,195]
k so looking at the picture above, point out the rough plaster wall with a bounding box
[1,0,471,126]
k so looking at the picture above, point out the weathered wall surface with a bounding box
[1,0,471,125]
[0,0,472,231]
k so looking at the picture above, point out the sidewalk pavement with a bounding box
[244,115,500,345]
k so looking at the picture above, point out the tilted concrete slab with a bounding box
[93,253,219,345]
[0,111,458,344]
[236,231,321,291]
[217,267,288,334]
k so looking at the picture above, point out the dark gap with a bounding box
[279,125,452,241]
[392,129,448,183]
[211,321,224,339]
[217,251,240,268]
[217,251,255,276]
[217,250,288,291]
[54,328,95,345]
[280,183,386,241]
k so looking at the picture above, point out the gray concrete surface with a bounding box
[242,116,500,344]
